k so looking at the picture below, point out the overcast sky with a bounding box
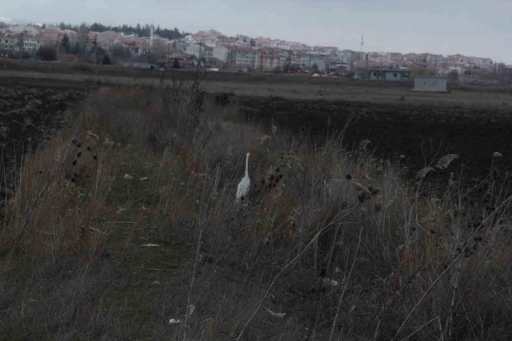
[2,0,511,63]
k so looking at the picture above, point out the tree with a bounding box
[60,33,70,53]
[94,46,106,64]
[111,46,132,61]
[102,54,112,65]
[447,70,459,83]
[311,63,320,74]
[36,46,57,61]
[71,43,82,56]
[172,58,180,69]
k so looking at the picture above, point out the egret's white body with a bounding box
[236,153,251,201]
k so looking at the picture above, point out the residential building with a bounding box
[337,50,354,63]
[190,32,217,47]
[236,34,251,43]
[0,32,39,55]
[446,54,468,66]
[0,34,16,53]
[290,52,309,69]
[3,24,41,37]
[369,68,410,81]
[39,27,64,47]
[312,46,339,55]
[272,40,290,50]
[326,59,349,72]
[260,47,279,71]
[227,46,260,69]
[217,35,237,45]
[254,37,273,48]
[182,42,213,61]
[212,45,229,63]
[21,36,39,53]
[310,56,327,72]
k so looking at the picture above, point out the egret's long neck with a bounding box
[245,154,249,177]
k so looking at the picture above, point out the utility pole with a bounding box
[92,34,98,72]
[18,32,24,60]
[167,42,170,68]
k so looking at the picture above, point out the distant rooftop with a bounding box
[369,68,409,72]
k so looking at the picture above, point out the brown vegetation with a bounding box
[1,76,512,340]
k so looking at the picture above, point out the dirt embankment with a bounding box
[0,86,86,205]
[237,96,512,184]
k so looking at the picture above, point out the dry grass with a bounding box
[1,75,512,340]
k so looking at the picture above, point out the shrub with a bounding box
[70,62,93,72]
[36,46,57,61]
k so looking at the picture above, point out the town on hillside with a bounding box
[1,21,511,86]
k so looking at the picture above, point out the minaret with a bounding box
[362,34,369,71]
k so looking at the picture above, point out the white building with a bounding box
[21,36,39,52]
[4,24,41,36]
[182,42,213,60]
[0,34,39,54]
[338,50,354,63]
[212,45,229,63]
[414,76,447,92]
[310,56,327,71]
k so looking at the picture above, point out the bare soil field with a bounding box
[0,86,85,204]
[238,95,512,185]
[1,73,512,187]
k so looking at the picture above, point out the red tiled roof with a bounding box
[43,27,62,34]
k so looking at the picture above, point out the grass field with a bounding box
[1,76,512,340]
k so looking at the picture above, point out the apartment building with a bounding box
[0,34,16,52]
[227,46,260,69]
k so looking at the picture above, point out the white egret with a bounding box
[236,153,251,202]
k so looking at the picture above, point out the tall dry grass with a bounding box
[1,75,512,341]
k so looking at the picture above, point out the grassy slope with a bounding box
[1,79,512,340]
